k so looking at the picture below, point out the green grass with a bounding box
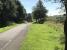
[20,21,64,50]
[0,23,16,33]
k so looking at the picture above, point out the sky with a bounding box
[19,0,63,16]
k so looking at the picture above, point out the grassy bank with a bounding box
[20,21,64,50]
[0,23,16,33]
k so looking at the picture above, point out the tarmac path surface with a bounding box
[0,23,30,50]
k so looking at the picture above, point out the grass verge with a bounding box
[20,21,64,50]
[0,23,16,33]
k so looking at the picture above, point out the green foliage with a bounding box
[25,13,32,22]
[0,0,26,27]
[15,0,26,23]
[20,21,64,50]
[0,0,17,27]
[32,0,48,24]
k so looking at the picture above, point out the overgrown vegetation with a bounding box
[20,21,64,50]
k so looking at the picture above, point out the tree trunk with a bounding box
[64,0,67,50]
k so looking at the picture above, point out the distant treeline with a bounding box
[47,15,66,23]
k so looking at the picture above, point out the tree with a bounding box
[0,0,17,27]
[64,0,67,50]
[25,13,32,22]
[32,0,47,24]
[0,0,26,27]
[15,0,26,23]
